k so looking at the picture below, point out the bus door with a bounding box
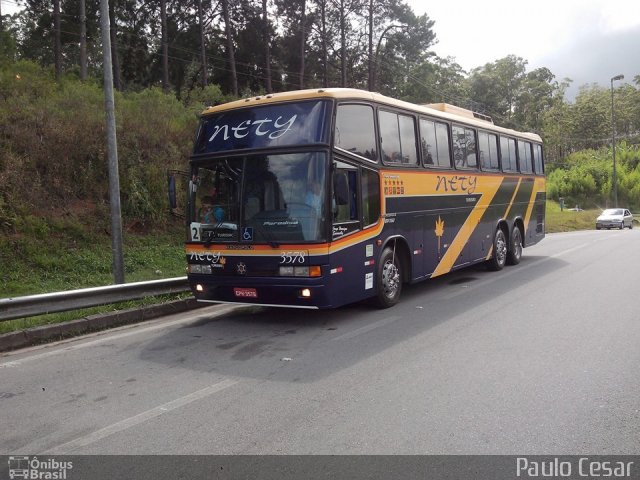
[328,161,373,306]
[411,214,427,279]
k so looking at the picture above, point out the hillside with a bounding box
[0,61,232,297]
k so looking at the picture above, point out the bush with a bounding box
[0,61,201,228]
[547,146,640,210]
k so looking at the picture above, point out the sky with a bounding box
[409,0,640,97]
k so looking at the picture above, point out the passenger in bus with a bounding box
[425,150,434,165]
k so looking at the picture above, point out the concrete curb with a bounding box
[0,297,205,353]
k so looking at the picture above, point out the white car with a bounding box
[595,208,633,230]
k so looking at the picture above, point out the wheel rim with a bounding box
[382,259,400,299]
[496,231,507,266]
[513,228,522,260]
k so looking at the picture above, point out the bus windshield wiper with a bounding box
[202,221,235,247]
[254,222,279,248]
[203,228,216,247]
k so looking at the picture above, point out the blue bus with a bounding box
[169,89,545,309]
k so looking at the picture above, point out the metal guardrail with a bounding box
[0,277,191,322]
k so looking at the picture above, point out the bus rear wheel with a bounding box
[487,228,507,271]
[507,225,523,265]
[375,247,402,308]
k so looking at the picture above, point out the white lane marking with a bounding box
[333,315,401,341]
[43,378,238,454]
[0,305,239,368]
[549,242,590,258]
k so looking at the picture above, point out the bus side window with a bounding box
[452,125,477,169]
[518,140,533,174]
[478,131,499,171]
[500,136,518,172]
[362,168,380,227]
[332,163,359,236]
[379,110,418,165]
[333,172,357,222]
[435,122,452,167]
[335,104,378,161]
[533,144,544,174]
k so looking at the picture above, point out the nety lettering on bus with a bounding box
[208,115,298,142]
[436,175,477,194]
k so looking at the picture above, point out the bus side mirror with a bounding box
[167,169,188,218]
[168,174,177,210]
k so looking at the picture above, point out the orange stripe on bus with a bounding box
[431,180,502,278]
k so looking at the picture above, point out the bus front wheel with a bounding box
[375,247,402,308]
[487,228,507,271]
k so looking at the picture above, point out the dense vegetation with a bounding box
[547,144,640,210]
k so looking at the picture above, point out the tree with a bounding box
[14,0,101,80]
[53,0,61,79]
[221,0,238,96]
[109,0,122,90]
[79,0,87,80]
[261,0,272,92]
[400,55,468,105]
[570,85,609,150]
[160,0,169,92]
[540,78,572,162]
[197,0,207,87]
[369,2,436,96]
[467,55,527,125]
[514,67,557,132]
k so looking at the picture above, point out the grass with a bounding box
[0,217,188,334]
[544,201,600,233]
[544,201,638,233]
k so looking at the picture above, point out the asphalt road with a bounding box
[2,229,640,455]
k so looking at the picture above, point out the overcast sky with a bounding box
[410,0,640,97]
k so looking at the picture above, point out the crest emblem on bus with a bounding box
[237,262,247,275]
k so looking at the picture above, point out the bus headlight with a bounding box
[189,264,212,274]
[279,266,322,277]
[279,266,294,276]
[294,266,309,277]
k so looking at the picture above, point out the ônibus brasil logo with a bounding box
[8,456,73,479]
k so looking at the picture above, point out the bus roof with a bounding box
[201,88,542,142]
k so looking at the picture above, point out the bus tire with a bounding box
[375,247,402,308]
[507,225,523,265]
[487,227,507,271]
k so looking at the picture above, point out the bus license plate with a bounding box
[234,287,257,298]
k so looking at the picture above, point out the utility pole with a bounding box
[100,0,125,284]
[611,74,624,208]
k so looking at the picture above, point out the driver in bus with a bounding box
[200,192,225,223]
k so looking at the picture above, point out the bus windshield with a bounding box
[190,152,328,244]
